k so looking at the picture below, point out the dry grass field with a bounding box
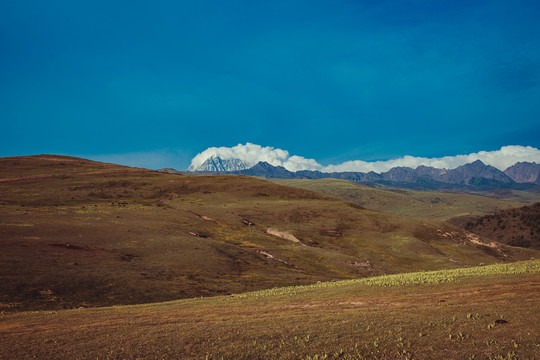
[1,261,538,359]
[1,155,539,359]
[1,155,536,312]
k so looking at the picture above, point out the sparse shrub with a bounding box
[508,236,531,248]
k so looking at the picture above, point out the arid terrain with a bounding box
[1,261,539,359]
[0,155,539,359]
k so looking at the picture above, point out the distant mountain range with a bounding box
[186,157,540,191]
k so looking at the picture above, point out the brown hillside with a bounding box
[449,203,540,249]
[0,155,537,312]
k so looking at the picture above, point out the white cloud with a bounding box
[189,144,540,173]
[188,143,324,172]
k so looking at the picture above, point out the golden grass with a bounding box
[235,260,540,298]
[1,261,539,359]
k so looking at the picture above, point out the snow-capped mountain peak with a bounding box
[189,155,250,172]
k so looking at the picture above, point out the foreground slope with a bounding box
[271,179,531,220]
[0,156,536,312]
[1,261,539,359]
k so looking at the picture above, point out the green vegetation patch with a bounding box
[236,260,540,298]
[361,260,540,287]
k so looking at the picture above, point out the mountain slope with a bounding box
[443,160,514,185]
[449,203,540,249]
[240,161,295,178]
[504,161,540,183]
[0,155,536,312]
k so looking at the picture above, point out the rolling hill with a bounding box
[1,155,537,312]
[270,179,531,221]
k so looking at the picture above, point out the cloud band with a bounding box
[189,144,540,173]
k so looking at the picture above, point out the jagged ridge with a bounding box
[190,157,540,189]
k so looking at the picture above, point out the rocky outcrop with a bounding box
[266,228,305,246]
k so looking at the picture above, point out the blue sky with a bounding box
[1,0,539,170]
